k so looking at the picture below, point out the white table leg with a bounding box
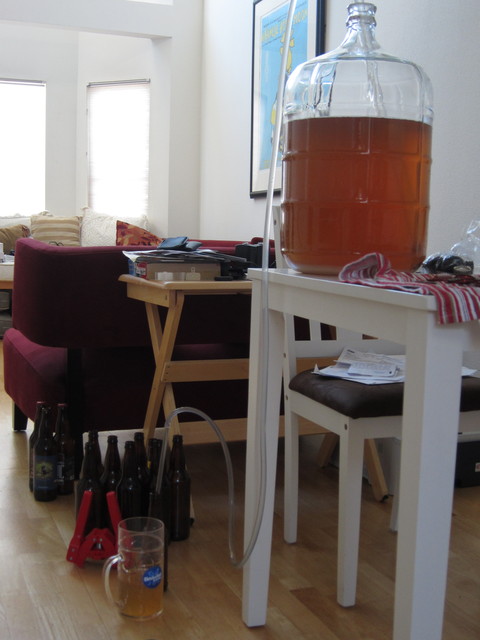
[394,316,463,640]
[242,282,284,627]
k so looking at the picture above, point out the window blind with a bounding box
[87,80,150,218]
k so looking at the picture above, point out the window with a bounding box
[0,79,46,216]
[87,80,150,218]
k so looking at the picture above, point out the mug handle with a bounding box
[102,553,121,607]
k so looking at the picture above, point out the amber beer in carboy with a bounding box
[281,3,433,275]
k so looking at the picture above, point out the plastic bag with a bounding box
[420,220,480,274]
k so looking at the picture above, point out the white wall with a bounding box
[200,0,269,241]
[200,0,480,253]
[0,23,79,216]
[75,32,156,216]
[0,0,173,39]
[165,0,203,238]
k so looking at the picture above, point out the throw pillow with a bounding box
[81,209,150,246]
[116,220,163,246]
[31,212,81,246]
[0,224,30,255]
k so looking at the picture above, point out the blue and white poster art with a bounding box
[250,0,320,196]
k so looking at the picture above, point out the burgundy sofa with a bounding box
[3,237,258,471]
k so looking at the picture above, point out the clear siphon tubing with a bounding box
[248,0,298,567]
[152,0,297,569]
[153,407,239,563]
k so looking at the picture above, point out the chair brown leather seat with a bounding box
[289,371,480,419]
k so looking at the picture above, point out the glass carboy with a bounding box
[281,2,433,274]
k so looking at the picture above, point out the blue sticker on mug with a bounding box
[143,565,162,589]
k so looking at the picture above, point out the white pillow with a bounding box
[81,209,149,246]
[0,214,31,228]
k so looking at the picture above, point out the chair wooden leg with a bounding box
[316,432,339,467]
[317,433,389,503]
[12,403,28,431]
[389,438,402,532]
[364,439,389,502]
[284,408,300,543]
[162,383,181,443]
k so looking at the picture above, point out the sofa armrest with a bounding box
[12,238,151,348]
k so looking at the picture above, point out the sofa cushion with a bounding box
[82,346,155,429]
[31,212,81,246]
[81,209,149,246]
[0,223,30,254]
[3,328,67,420]
[116,220,162,246]
[3,327,155,429]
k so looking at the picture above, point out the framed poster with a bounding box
[250,0,325,197]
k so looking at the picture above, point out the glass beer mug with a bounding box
[281,2,434,274]
[103,517,165,621]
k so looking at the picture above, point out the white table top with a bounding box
[0,256,14,283]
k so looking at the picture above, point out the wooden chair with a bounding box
[285,349,480,607]
[271,207,393,515]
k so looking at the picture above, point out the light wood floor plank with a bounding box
[0,342,479,638]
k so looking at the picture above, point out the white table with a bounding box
[0,255,14,289]
[242,268,480,639]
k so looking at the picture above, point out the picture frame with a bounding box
[250,0,326,198]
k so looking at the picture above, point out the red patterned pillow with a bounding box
[116,220,163,246]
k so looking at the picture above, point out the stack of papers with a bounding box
[314,348,476,385]
[314,348,405,384]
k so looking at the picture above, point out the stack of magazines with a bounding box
[123,249,248,281]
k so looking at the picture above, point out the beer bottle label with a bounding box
[34,455,57,491]
[57,454,75,483]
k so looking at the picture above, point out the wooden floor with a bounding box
[0,345,479,638]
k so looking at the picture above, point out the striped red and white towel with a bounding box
[338,253,480,324]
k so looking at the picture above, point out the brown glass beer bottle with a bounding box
[117,440,142,519]
[134,431,151,516]
[148,437,171,589]
[29,401,48,491]
[33,406,58,502]
[75,441,106,534]
[100,434,122,494]
[54,403,75,495]
[168,434,191,541]
[148,438,171,526]
[88,429,104,476]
